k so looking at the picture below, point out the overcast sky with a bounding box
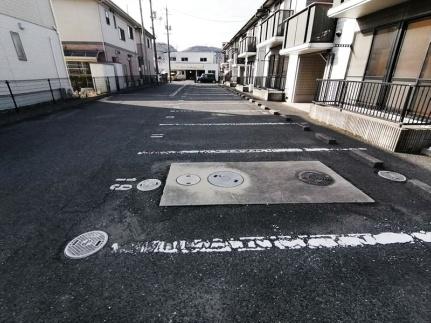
[112,0,263,50]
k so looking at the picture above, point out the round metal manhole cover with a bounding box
[297,171,335,186]
[378,171,407,182]
[137,179,162,191]
[176,174,201,186]
[207,171,244,188]
[64,231,108,259]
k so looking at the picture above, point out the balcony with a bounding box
[328,0,409,19]
[280,3,336,55]
[258,9,293,48]
[314,79,431,125]
[238,37,257,58]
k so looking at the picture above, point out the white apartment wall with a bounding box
[326,18,359,79]
[170,52,217,64]
[52,0,103,43]
[0,11,69,80]
[284,54,299,101]
[0,0,56,28]
[98,3,137,53]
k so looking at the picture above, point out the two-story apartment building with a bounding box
[312,0,431,152]
[159,51,220,81]
[52,0,155,90]
[223,0,335,102]
[0,0,71,110]
[224,0,430,153]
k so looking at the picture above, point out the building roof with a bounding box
[100,0,155,39]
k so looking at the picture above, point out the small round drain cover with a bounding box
[297,171,335,186]
[137,179,162,191]
[378,171,407,182]
[176,174,201,186]
[64,231,108,259]
[208,171,244,188]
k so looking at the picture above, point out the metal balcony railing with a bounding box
[283,3,335,49]
[314,79,431,125]
[259,9,293,44]
[239,37,257,54]
[254,76,286,91]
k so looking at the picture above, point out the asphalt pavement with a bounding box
[0,81,430,322]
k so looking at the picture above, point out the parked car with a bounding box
[197,73,216,83]
[173,72,186,81]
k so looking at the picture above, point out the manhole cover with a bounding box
[297,171,335,186]
[137,179,162,191]
[378,171,407,182]
[176,174,201,186]
[64,231,108,259]
[208,171,244,188]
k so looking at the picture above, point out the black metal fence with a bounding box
[314,79,431,125]
[1,75,160,111]
[254,76,286,91]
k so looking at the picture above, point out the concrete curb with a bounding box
[315,133,337,145]
[406,179,431,200]
[349,150,384,169]
[298,123,311,131]
[421,147,431,157]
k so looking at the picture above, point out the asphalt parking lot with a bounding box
[0,81,430,322]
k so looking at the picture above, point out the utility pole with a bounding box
[138,0,147,79]
[166,6,172,83]
[149,0,160,85]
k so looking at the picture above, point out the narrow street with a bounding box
[1,81,430,322]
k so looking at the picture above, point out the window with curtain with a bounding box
[393,17,431,81]
[364,25,399,80]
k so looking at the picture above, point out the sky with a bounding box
[112,0,263,51]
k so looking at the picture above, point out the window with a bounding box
[181,57,188,62]
[112,57,118,63]
[113,15,117,28]
[393,17,431,80]
[208,70,216,74]
[171,57,176,61]
[200,57,207,62]
[147,39,151,48]
[364,25,399,80]
[10,32,27,61]
[119,28,126,41]
[105,10,110,25]
[128,26,134,40]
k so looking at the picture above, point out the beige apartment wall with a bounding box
[52,0,103,43]
[0,0,56,28]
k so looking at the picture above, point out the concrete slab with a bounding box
[160,161,374,206]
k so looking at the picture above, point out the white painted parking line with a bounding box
[137,147,367,155]
[159,122,297,127]
[150,134,164,139]
[165,116,175,119]
[169,85,187,97]
[111,231,431,255]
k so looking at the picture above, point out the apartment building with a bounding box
[52,0,155,91]
[159,51,220,81]
[223,0,430,152]
[0,0,71,110]
[224,0,335,101]
[313,0,431,152]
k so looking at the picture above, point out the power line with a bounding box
[169,10,247,23]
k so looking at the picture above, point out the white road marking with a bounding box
[165,116,175,119]
[116,178,137,182]
[137,147,367,155]
[150,134,164,139]
[112,231,431,255]
[169,85,187,97]
[159,122,297,127]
